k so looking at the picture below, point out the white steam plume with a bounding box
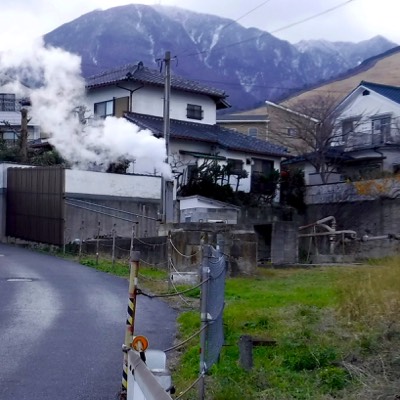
[0,39,170,176]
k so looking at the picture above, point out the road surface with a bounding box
[0,243,176,400]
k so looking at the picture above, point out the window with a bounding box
[0,94,16,112]
[94,100,114,118]
[287,127,298,137]
[186,104,203,120]
[341,120,354,144]
[227,158,243,173]
[248,127,258,137]
[371,116,391,144]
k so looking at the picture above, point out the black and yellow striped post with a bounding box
[122,249,140,392]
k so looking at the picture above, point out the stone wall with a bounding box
[302,178,400,259]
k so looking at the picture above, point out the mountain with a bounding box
[280,46,400,108]
[43,4,397,111]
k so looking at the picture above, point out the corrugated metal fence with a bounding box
[6,167,65,245]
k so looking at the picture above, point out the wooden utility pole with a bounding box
[163,51,171,163]
[162,51,174,224]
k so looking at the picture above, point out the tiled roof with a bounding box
[216,114,268,122]
[86,62,228,102]
[124,112,288,157]
[360,81,400,105]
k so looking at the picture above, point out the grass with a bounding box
[172,258,400,400]
[56,250,400,399]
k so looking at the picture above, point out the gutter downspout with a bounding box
[116,84,144,112]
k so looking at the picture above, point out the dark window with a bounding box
[227,158,243,174]
[186,104,203,120]
[248,127,258,137]
[251,159,275,193]
[342,120,354,143]
[287,127,298,137]
[0,94,16,111]
[94,100,114,118]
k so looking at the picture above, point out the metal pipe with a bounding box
[299,230,357,238]
[127,351,172,400]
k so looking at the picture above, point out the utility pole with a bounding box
[163,51,171,165]
[162,51,174,224]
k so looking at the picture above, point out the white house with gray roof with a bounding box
[331,81,400,179]
[85,61,288,194]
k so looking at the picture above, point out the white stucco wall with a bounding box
[86,83,217,124]
[169,141,282,193]
[65,169,161,199]
[334,90,400,145]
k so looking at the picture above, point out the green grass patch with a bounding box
[173,258,400,399]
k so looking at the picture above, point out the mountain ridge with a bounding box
[43,4,397,111]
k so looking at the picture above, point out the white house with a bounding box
[85,62,288,194]
[331,80,400,179]
[0,93,41,143]
[284,81,400,185]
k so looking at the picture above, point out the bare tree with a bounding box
[269,95,346,184]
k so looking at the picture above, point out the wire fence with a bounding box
[61,221,227,399]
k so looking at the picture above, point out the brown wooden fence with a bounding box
[6,167,65,245]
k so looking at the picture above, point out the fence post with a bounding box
[79,220,84,261]
[96,221,101,265]
[112,224,116,267]
[122,248,140,393]
[239,335,253,371]
[199,244,211,400]
[167,230,172,290]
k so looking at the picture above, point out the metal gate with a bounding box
[6,167,65,245]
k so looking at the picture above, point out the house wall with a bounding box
[65,169,161,199]
[170,140,281,193]
[86,83,217,124]
[180,207,238,224]
[217,121,269,141]
[265,104,315,156]
[333,90,400,150]
[0,111,41,140]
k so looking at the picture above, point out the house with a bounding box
[216,101,319,156]
[282,81,400,185]
[216,114,269,141]
[0,93,41,144]
[85,62,288,194]
[331,81,400,180]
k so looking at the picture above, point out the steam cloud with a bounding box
[0,39,170,176]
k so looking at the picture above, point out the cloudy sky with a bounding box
[1,0,400,51]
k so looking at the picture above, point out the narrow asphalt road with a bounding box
[0,244,177,400]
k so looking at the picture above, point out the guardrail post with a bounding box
[122,249,140,393]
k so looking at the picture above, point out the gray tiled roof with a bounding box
[217,114,268,122]
[361,81,400,104]
[86,62,228,102]
[124,112,288,157]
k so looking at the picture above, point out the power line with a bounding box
[181,0,357,59]
[271,0,356,35]
[177,0,274,57]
